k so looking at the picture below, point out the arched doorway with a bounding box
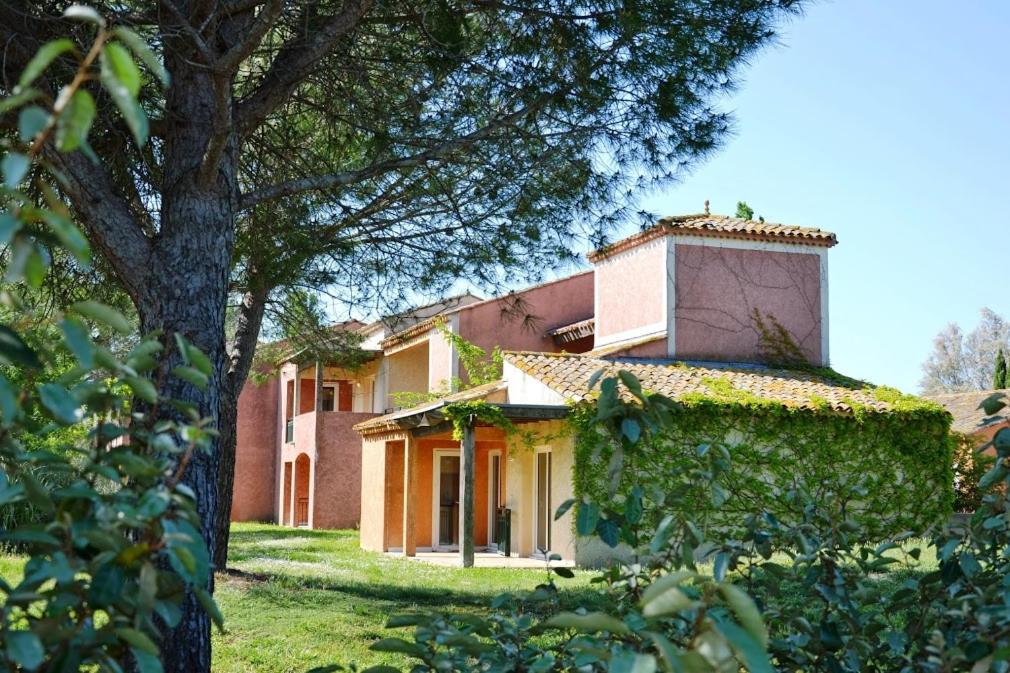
[294,453,311,527]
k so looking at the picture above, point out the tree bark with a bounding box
[214,285,269,571]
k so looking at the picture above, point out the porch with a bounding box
[357,388,575,567]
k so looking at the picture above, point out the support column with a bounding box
[402,435,417,557]
[293,365,302,417]
[314,360,323,412]
[459,421,475,567]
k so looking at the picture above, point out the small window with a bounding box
[321,384,337,412]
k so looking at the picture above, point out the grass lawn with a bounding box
[214,523,594,673]
[0,523,937,673]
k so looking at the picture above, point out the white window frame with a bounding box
[319,383,339,412]
[532,447,552,558]
[487,450,503,550]
[432,449,461,552]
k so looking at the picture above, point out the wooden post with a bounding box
[402,435,417,557]
[314,360,324,412]
[459,420,475,567]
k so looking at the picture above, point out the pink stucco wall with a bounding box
[313,411,377,529]
[232,377,279,522]
[457,272,594,378]
[593,240,667,345]
[674,244,823,364]
[428,328,455,391]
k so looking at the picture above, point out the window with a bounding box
[321,384,337,412]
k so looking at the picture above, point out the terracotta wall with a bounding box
[456,272,595,379]
[593,239,667,346]
[232,377,280,522]
[313,411,377,529]
[674,244,823,364]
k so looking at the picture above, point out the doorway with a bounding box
[433,451,460,550]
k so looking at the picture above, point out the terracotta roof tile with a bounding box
[924,389,1010,435]
[504,351,892,413]
[587,214,837,262]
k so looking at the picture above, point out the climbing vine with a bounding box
[569,372,953,539]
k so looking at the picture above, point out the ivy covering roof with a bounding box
[505,351,924,414]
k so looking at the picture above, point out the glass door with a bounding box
[535,451,552,554]
[436,454,460,549]
[488,453,502,549]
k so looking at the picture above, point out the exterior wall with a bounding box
[428,321,456,392]
[503,420,576,560]
[360,435,395,551]
[502,361,567,405]
[313,412,377,529]
[384,442,405,549]
[456,273,594,377]
[593,239,667,348]
[673,242,824,364]
[386,342,430,409]
[232,376,279,522]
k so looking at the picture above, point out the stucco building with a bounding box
[234,213,847,563]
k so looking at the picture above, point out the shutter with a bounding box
[338,381,353,411]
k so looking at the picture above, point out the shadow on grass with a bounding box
[229,525,347,543]
[220,566,606,614]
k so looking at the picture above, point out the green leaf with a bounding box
[553,566,575,579]
[576,501,599,536]
[100,47,148,146]
[646,632,687,673]
[103,42,142,96]
[115,628,158,656]
[132,648,164,673]
[173,365,209,389]
[641,585,694,618]
[369,638,425,657]
[19,38,76,89]
[554,497,575,520]
[719,582,768,647]
[641,570,697,605]
[5,631,44,671]
[0,213,22,245]
[195,587,225,632]
[622,417,641,444]
[0,374,18,426]
[126,375,158,404]
[0,324,41,368]
[715,621,774,673]
[2,152,30,188]
[597,518,620,547]
[60,317,95,368]
[56,89,96,152]
[980,392,1007,416]
[0,87,42,115]
[112,28,170,87]
[18,106,48,142]
[71,300,133,335]
[63,5,105,25]
[541,611,630,634]
[37,382,83,424]
[41,211,90,264]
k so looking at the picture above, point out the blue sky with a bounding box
[631,0,1010,392]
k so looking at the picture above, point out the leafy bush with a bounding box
[952,432,997,512]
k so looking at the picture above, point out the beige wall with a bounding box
[360,435,397,551]
[386,342,430,408]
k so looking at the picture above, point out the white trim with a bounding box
[432,449,461,551]
[819,252,830,366]
[593,322,666,349]
[503,361,567,405]
[533,444,549,553]
[320,382,338,412]
[487,450,502,549]
[592,267,600,350]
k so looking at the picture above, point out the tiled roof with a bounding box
[924,390,1010,435]
[354,381,508,435]
[504,351,893,413]
[587,214,837,262]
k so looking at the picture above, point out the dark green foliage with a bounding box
[736,201,755,220]
[995,348,1007,389]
